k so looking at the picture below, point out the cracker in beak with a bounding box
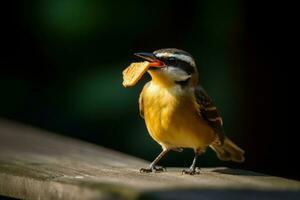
[122,61,151,87]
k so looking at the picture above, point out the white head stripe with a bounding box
[155,52,196,67]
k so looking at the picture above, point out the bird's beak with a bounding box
[134,52,164,67]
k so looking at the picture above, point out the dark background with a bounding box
[1,1,297,180]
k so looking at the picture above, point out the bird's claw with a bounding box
[182,167,200,175]
[140,166,166,173]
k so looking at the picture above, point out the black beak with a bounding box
[134,52,164,67]
[134,52,157,62]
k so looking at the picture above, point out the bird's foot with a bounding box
[182,167,200,175]
[140,165,166,173]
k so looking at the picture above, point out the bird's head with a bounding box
[135,48,198,87]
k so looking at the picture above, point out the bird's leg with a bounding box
[182,150,202,175]
[140,149,169,173]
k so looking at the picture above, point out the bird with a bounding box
[134,48,245,175]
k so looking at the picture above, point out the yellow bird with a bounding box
[135,48,245,175]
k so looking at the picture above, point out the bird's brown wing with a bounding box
[194,85,225,144]
[139,82,150,118]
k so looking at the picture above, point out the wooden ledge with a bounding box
[0,119,299,200]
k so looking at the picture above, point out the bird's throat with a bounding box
[147,70,174,88]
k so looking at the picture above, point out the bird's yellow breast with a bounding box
[142,82,216,150]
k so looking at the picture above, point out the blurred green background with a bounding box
[1,1,296,179]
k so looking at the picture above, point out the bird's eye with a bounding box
[168,57,177,65]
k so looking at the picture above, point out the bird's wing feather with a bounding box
[194,85,225,144]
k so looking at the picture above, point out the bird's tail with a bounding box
[210,137,245,163]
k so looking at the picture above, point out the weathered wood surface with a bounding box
[0,119,299,200]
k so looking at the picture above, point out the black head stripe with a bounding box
[160,57,195,75]
[154,48,196,74]
[176,60,195,75]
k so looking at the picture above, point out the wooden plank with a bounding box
[0,119,299,200]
